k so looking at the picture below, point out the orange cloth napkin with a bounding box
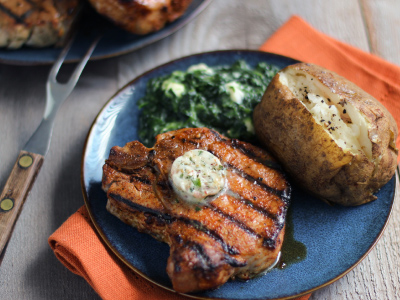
[49,207,188,300]
[49,206,311,300]
[49,15,400,300]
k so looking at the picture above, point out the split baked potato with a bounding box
[253,63,398,206]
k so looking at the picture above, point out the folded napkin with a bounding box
[49,207,189,300]
[49,15,400,300]
[49,206,311,300]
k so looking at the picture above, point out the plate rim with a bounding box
[80,49,397,300]
[0,0,213,66]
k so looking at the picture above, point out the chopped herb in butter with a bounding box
[170,149,226,205]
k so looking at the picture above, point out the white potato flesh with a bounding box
[279,70,372,160]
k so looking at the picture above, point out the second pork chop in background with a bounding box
[0,0,81,49]
[88,0,193,34]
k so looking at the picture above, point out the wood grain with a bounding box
[0,151,44,257]
[310,173,400,300]
[360,0,400,65]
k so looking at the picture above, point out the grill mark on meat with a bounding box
[280,187,291,204]
[111,160,284,251]
[184,242,214,271]
[233,166,290,204]
[226,189,281,223]
[208,204,277,250]
[155,174,282,246]
[144,212,165,226]
[119,0,135,4]
[161,5,168,13]
[24,0,44,13]
[109,166,286,250]
[187,139,202,148]
[148,149,156,160]
[106,159,151,175]
[24,0,36,5]
[203,141,289,201]
[201,134,288,191]
[209,129,229,141]
[111,179,278,252]
[129,174,152,185]
[156,178,171,190]
[175,218,239,255]
[0,0,38,22]
[109,192,240,255]
[226,171,287,218]
[206,150,286,199]
[176,240,246,271]
[224,254,247,268]
[0,3,26,23]
[231,139,283,171]
[109,193,172,223]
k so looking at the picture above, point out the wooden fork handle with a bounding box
[0,151,44,256]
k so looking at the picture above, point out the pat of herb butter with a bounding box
[170,149,226,205]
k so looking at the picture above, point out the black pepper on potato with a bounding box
[253,62,398,206]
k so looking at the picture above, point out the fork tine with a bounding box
[47,34,102,104]
[66,34,102,88]
[25,34,101,156]
[48,33,78,82]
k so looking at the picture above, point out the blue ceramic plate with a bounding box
[81,50,396,300]
[0,0,212,66]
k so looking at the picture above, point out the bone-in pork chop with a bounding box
[102,127,291,293]
[0,0,81,49]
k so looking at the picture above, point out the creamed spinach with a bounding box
[138,60,279,146]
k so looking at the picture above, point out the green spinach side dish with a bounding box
[138,60,279,147]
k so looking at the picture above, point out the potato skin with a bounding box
[253,63,398,206]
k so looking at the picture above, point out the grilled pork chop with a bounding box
[0,0,81,49]
[102,128,291,293]
[88,0,193,34]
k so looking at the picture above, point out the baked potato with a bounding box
[253,63,398,206]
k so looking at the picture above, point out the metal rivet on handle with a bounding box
[18,155,33,169]
[0,198,14,212]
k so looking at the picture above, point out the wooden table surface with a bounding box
[0,1,399,299]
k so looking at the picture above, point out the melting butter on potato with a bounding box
[253,63,398,206]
